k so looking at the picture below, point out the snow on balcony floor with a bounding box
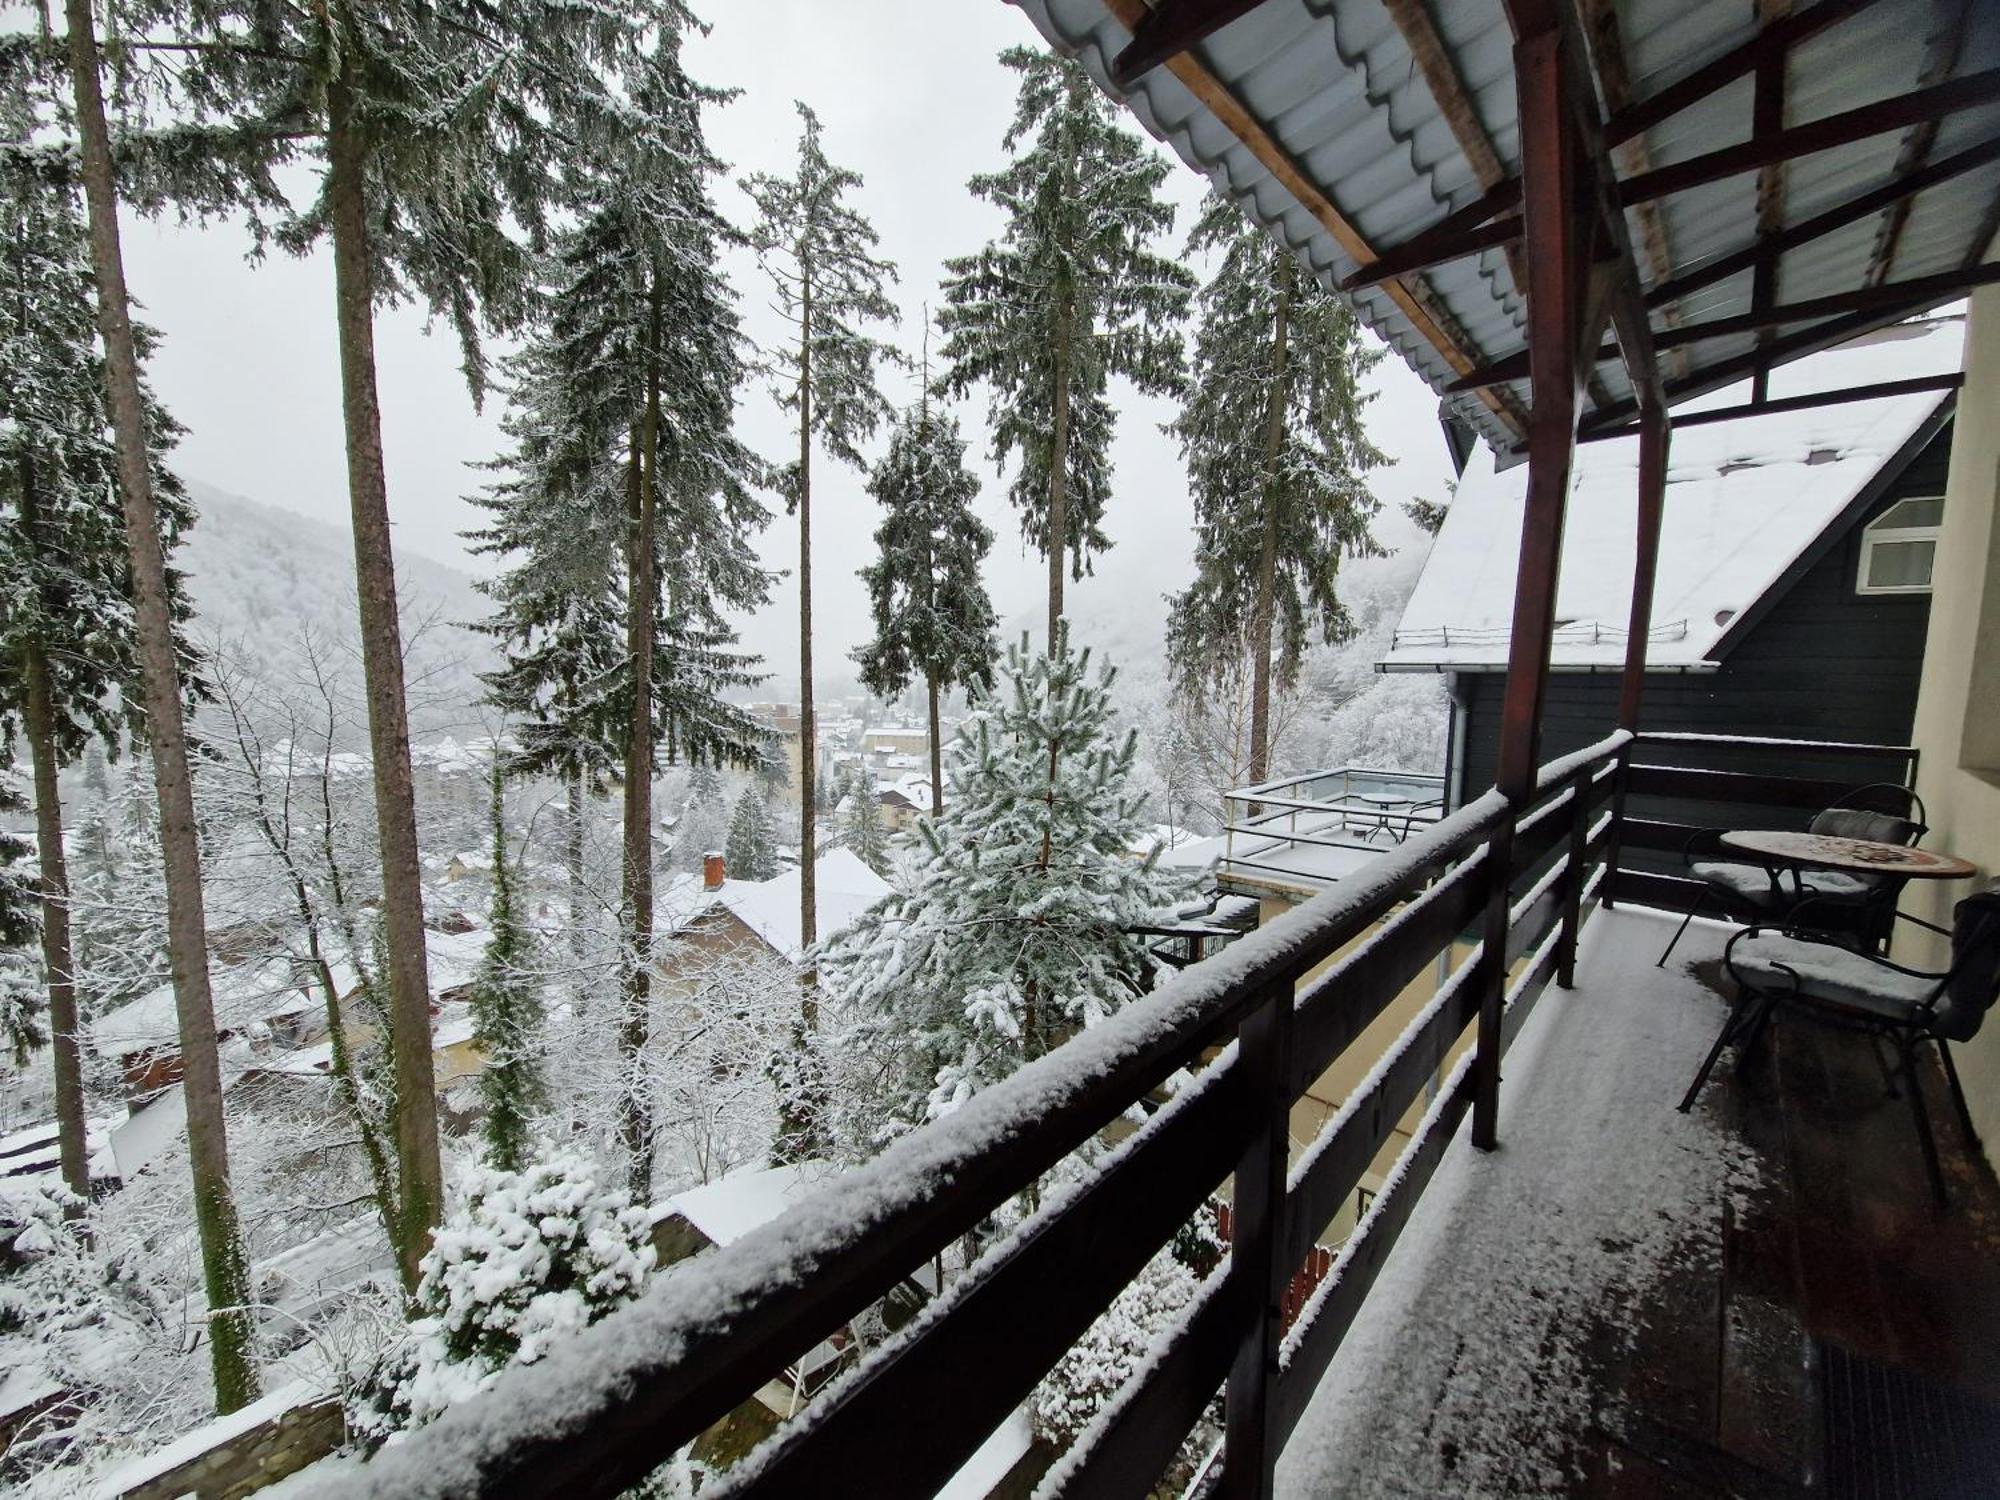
[1277,906,1762,1497]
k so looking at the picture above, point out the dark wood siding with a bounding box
[1455,423,1948,806]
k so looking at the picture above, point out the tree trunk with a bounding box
[619,279,662,1198]
[797,253,817,974]
[1046,299,1073,646]
[1247,253,1293,790]
[926,672,943,818]
[567,754,588,1010]
[326,75,440,1290]
[16,455,88,1214]
[61,0,259,1412]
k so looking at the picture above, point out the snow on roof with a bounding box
[109,1085,190,1180]
[662,849,892,960]
[93,959,313,1057]
[652,1160,835,1248]
[1380,319,1965,674]
[93,1380,320,1499]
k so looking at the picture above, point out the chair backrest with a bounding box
[1933,889,2000,1042]
[1809,805,1924,847]
[1818,781,1927,833]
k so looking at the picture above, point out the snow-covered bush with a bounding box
[350,1152,655,1443]
[1032,1245,1198,1449]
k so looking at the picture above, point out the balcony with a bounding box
[1219,767,1448,899]
[311,730,1999,1499]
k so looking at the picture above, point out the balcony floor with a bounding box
[1277,906,2000,1498]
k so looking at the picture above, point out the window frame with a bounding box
[1856,493,1945,596]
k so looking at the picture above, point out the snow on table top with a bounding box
[1381,317,1965,673]
[1273,906,1765,1496]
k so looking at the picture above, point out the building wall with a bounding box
[1456,424,1949,796]
[1907,284,2000,1155]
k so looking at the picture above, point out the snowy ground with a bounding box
[1275,907,1765,1497]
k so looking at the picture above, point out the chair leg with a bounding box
[1938,1040,1978,1144]
[1900,1036,1949,1213]
[1680,993,1758,1113]
[1657,887,1709,969]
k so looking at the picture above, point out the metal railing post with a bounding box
[1220,979,1294,1499]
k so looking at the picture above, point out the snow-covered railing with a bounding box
[1220,766,1450,887]
[286,735,1632,1500]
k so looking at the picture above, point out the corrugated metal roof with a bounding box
[1012,0,2000,463]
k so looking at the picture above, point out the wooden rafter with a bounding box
[1750,0,1792,403]
[1110,0,1268,87]
[1865,0,1974,286]
[1096,0,1528,436]
[1580,371,1964,442]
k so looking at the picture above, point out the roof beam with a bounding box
[1748,0,1792,404]
[1381,0,1509,187]
[1109,0,1272,88]
[1579,372,1963,442]
[1451,260,2000,390]
[1645,132,2000,307]
[1359,93,2000,297]
[1602,0,1885,148]
[1864,0,1974,286]
[1615,65,2000,205]
[1096,0,1527,436]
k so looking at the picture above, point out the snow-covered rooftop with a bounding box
[93,959,315,1057]
[1381,319,1965,674]
[661,849,892,961]
[652,1160,836,1248]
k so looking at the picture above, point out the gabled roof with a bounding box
[661,848,893,961]
[1013,0,2000,459]
[1379,319,1963,674]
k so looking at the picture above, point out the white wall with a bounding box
[1905,282,2000,1153]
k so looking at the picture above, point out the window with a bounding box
[1858,495,1944,595]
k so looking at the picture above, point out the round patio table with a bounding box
[1719,829,1978,881]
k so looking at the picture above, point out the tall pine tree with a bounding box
[938,47,1193,641]
[724,789,778,883]
[855,336,996,818]
[1165,196,1386,786]
[469,20,767,1197]
[54,14,261,1410]
[0,56,196,1214]
[821,631,1191,1135]
[745,103,899,986]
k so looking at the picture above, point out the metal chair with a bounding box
[1678,887,2000,1210]
[1655,782,1928,967]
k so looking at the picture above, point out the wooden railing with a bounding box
[313,728,1915,1500]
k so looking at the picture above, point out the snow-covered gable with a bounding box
[93,959,314,1058]
[651,1160,834,1249]
[1381,319,1964,674]
[662,849,892,961]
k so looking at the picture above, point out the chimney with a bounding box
[703,851,726,891]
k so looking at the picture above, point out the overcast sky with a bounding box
[119,0,1457,688]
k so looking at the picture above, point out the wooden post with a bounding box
[1617,403,1670,730]
[1557,770,1592,988]
[1472,13,1591,1152]
[1220,981,1294,1497]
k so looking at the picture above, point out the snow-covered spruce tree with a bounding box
[0,66,196,1208]
[671,764,729,876]
[1165,195,1386,788]
[50,17,263,1411]
[938,46,1192,642]
[855,341,997,819]
[470,761,545,1174]
[149,0,654,1277]
[746,103,899,981]
[837,778,891,880]
[351,1152,655,1444]
[724,788,778,883]
[820,630,1192,1136]
[468,21,770,1199]
[0,768,43,1066]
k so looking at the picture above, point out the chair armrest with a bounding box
[1723,922,1804,998]
[1680,827,1731,867]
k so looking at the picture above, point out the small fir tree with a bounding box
[352,1152,655,1443]
[724,789,779,883]
[855,336,997,818]
[1165,195,1386,787]
[938,47,1193,641]
[0,768,44,1067]
[820,631,1192,1135]
[837,778,892,879]
[469,762,545,1172]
